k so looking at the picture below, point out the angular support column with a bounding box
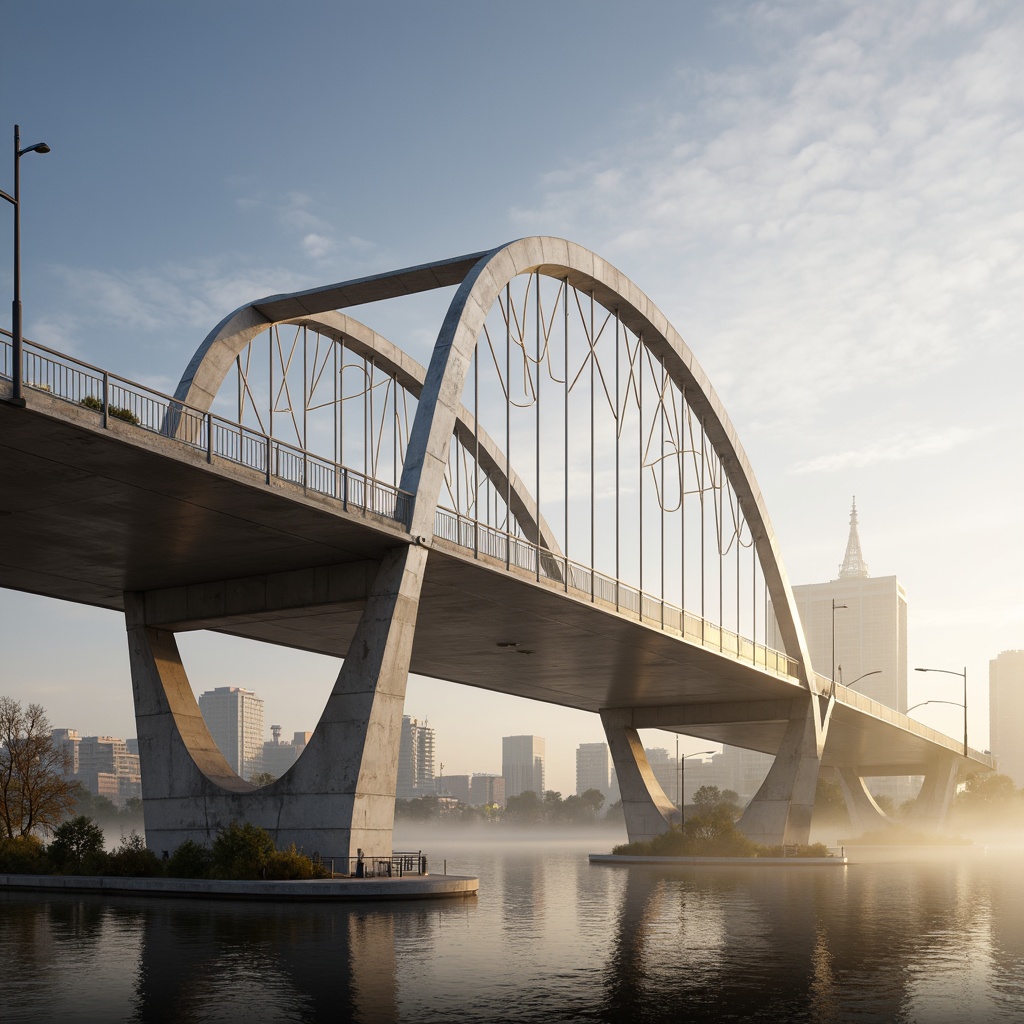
[836,767,892,833]
[600,709,679,844]
[126,543,427,862]
[737,695,827,846]
[906,753,959,826]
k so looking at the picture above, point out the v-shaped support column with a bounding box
[125,544,427,862]
[737,694,828,846]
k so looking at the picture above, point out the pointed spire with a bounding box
[838,497,870,579]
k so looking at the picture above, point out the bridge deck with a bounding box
[0,385,994,777]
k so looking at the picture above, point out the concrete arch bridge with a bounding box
[0,238,992,859]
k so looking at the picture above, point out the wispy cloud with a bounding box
[789,425,982,474]
[510,0,1024,436]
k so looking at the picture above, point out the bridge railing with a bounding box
[1,333,413,527]
[434,507,798,679]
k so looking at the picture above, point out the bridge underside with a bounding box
[1,394,985,779]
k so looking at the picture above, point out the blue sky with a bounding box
[2,0,1022,795]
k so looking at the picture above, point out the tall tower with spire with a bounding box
[767,498,911,800]
[838,497,869,579]
[769,498,907,713]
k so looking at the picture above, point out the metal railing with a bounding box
[321,851,428,878]
[435,506,799,680]
[1,332,413,527]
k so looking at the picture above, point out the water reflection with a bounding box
[4,843,1024,1022]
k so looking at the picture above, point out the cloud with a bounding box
[510,0,1024,434]
[302,233,337,260]
[789,425,981,474]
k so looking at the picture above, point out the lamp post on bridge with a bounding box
[912,666,968,757]
[831,599,847,685]
[838,668,882,692]
[1,124,51,406]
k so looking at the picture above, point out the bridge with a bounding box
[0,237,993,859]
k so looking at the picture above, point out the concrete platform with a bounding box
[589,854,847,867]
[0,872,478,901]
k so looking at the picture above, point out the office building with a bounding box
[503,735,545,798]
[50,728,81,776]
[261,726,311,779]
[437,774,472,804]
[197,685,265,780]
[990,651,1024,786]
[471,773,506,808]
[398,716,436,799]
[76,735,142,805]
[576,742,611,799]
[772,500,907,710]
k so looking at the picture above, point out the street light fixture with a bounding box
[1,124,51,406]
[839,668,882,691]
[913,666,968,756]
[680,748,716,828]
[831,599,847,684]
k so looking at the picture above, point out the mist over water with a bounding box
[3,830,1024,1023]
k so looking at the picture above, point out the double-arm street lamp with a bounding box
[1,124,51,406]
[911,665,968,757]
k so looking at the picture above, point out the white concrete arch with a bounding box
[173,308,561,555]
[400,237,815,689]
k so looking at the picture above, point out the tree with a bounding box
[50,815,106,873]
[0,697,79,838]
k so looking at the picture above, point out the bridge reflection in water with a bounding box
[2,839,1023,1022]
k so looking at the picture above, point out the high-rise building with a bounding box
[76,735,142,805]
[576,742,611,799]
[398,716,436,799]
[990,651,1024,786]
[503,735,545,799]
[772,499,908,711]
[198,686,264,780]
[471,773,506,808]
[437,774,472,804]
[644,746,679,804]
[50,728,80,776]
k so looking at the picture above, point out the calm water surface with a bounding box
[3,832,1024,1023]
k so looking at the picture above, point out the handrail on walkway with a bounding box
[3,332,798,679]
[434,506,799,681]
[1,331,413,527]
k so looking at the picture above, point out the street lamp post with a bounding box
[1,124,51,405]
[831,599,847,684]
[912,666,968,756]
[839,668,882,691]
[680,749,715,828]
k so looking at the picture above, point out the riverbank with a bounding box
[0,871,478,901]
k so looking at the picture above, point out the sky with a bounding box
[2,0,1022,796]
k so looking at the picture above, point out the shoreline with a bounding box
[0,872,478,901]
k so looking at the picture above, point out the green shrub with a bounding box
[212,821,275,880]
[0,835,48,874]
[105,831,162,877]
[79,394,140,425]
[265,844,329,880]
[49,816,107,874]
[166,839,214,879]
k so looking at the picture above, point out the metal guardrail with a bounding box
[3,332,797,680]
[1,333,413,527]
[434,506,799,679]
[321,851,428,878]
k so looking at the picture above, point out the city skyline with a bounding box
[3,2,1022,797]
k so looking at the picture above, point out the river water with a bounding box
[2,830,1024,1023]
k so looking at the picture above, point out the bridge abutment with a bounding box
[125,543,426,863]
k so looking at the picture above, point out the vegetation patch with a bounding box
[79,394,141,424]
